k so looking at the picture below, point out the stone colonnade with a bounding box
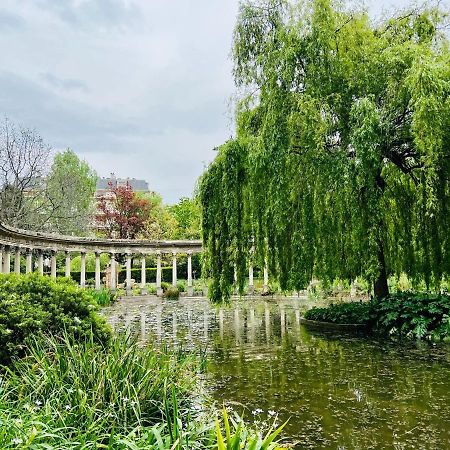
[0,222,202,296]
[0,222,269,295]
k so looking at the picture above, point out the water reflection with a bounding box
[103,297,450,450]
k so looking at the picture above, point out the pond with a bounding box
[103,296,450,450]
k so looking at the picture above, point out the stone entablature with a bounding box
[0,222,202,296]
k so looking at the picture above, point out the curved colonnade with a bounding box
[0,222,202,296]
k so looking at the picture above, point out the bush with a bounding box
[304,301,371,325]
[374,292,450,340]
[177,280,187,292]
[0,274,111,365]
[164,287,180,300]
[87,288,117,306]
[304,293,450,341]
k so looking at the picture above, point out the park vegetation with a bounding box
[305,292,450,341]
[0,274,285,449]
[199,0,450,302]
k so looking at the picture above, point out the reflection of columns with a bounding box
[65,251,71,278]
[140,312,146,341]
[26,249,32,274]
[172,252,177,287]
[95,252,101,291]
[80,252,86,287]
[173,311,177,341]
[126,253,132,295]
[248,308,255,345]
[219,308,224,341]
[14,247,21,274]
[37,251,44,275]
[140,255,147,295]
[156,252,162,296]
[4,246,11,274]
[248,263,254,294]
[187,251,193,296]
[263,265,269,293]
[204,310,209,340]
[265,303,271,343]
[280,306,285,338]
[50,251,57,278]
[234,308,241,345]
[110,253,116,291]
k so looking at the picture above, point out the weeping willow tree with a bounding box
[200,0,450,302]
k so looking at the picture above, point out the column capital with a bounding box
[172,251,177,257]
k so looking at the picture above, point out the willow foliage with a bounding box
[200,0,450,302]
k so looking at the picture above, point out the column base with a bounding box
[248,286,255,295]
[157,288,163,297]
[126,288,133,296]
[263,284,269,293]
[140,288,148,296]
[187,286,194,297]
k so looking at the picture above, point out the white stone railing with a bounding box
[0,222,202,296]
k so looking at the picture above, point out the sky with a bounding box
[0,0,434,203]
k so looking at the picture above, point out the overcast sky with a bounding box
[0,0,433,203]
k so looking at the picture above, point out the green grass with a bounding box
[0,333,286,449]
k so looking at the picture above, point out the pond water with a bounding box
[103,296,450,450]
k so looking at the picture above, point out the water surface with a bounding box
[103,296,450,450]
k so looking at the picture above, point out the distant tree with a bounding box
[0,117,51,228]
[141,192,177,240]
[170,197,201,239]
[46,149,97,235]
[96,183,152,239]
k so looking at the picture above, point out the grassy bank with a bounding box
[304,293,450,341]
[0,274,285,449]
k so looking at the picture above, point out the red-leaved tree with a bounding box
[96,182,152,239]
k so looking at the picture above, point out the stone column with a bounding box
[14,247,21,274]
[248,262,254,295]
[263,264,269,293]
[80,252,86,288]
[65,251,71,278]
[187,251,193,296]
[110,253,116,291]
[95,252,101,291]
[156,252,162,296]
[26,249,33,274]
[172,251,177,287]
[50,251,57,279]
[140,255,147,295]
[37,251,44,275]
[4,246,11,274]
[126,253,132,295]
[0,246,3,274]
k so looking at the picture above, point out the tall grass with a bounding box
[0,334,286,449]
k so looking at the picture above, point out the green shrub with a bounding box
[373,292,450,340]
[164,287,180,300]
[0,274,111,365]
[304,301,371,325]
[160,281,171,292]
[87,288,117,306]
[177,280,187,292]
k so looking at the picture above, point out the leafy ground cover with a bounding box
[304,293,450,340]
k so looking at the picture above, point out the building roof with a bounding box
[96,173,149,192]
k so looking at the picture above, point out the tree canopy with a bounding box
[200,0,450,302]
[46,149,97,235]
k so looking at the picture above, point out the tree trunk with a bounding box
[374,240,389,298]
